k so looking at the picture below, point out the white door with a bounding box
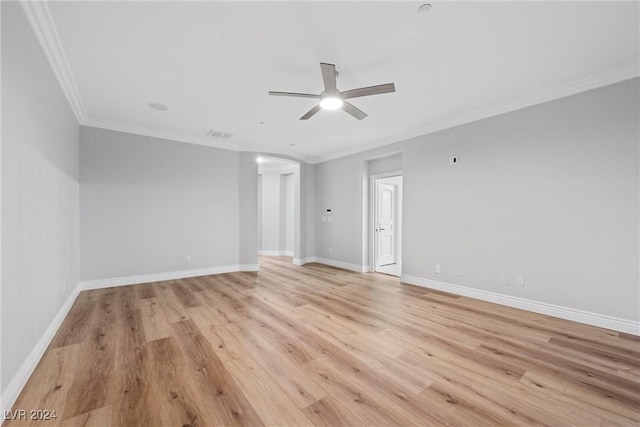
[376,182,395,266]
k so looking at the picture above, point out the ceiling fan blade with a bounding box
[320,63,337,93]
[269,91,320,98]
[342,101,367,120]
[300,104,322,120]
[341,83,396,100]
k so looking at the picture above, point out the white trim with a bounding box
[238,264,259,272]
[1,283,82,416]
[259,250,294,257]
[19,1,87,122]
[312,257,369,273]
[400,275,640,335]
[313,64,640,164]
[369,170,403,273]
[80,265,253,290]
[0,0,3,408]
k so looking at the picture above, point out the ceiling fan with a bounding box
[269,63,396,120]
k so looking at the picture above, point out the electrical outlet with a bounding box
[435,264,441,274]
[328,248,332,254]
[456,267,463,277]
[516,276,524,287]
[327,216,332,222]
[186,256,192,263]
[501,274,509,286]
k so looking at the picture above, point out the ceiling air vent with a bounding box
[207,129,233,139]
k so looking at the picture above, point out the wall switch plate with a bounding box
[516,276,524,287]
[327,216,332,222]
[435,264,441,274]
[186,256,192,263]
[501,274,509,286]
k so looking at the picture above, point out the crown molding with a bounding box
[313,63,640,164]
[20,0,87,123]
[82,118,241,151]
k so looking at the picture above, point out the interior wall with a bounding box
[315,155,365,266]
[259,165,297,256]
[301,162,316,262]
[1,0,80,397]
[286,174,295,254]
[259,171,282,253]
[368,153,402,176]
[314,78,639,322]
[238,152,259,267]
[80,126,240,280]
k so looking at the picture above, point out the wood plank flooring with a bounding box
[5,256,640,426]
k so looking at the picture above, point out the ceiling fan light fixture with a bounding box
[320,96,343,110]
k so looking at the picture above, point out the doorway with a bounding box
[257,156,300,262]
[372,174,402,276]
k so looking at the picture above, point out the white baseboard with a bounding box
[259,250,293,257]
[81,264,259,290]
[310,257,369,273]
[293,256,317,266]
[1,283,82,416]
[2,264,260,414]
[400,274,640,335]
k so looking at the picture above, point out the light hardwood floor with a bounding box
[5,256,640,426]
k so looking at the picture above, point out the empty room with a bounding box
[1,1,639,426]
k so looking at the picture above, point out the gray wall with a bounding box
[285,174,295,253]
[314,78,639,321]
[238,152,258,267]
[80,127,240,280]
[368,153,403,176]
[1,1,80,393]
[315,155,366,265]
[259,171,282,252]
[302,163,316,260]
[259,168,297,255]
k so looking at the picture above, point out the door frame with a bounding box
[257,156,301,263]
[369,171,403,273]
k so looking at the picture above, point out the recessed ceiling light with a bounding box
[319,97,344,110]
[259,121,265,125]
[148,102,168,111]
[417,3,432,14]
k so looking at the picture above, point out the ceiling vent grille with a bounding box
[207,129,233,139]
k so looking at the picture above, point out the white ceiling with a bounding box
[34,1,640,163]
